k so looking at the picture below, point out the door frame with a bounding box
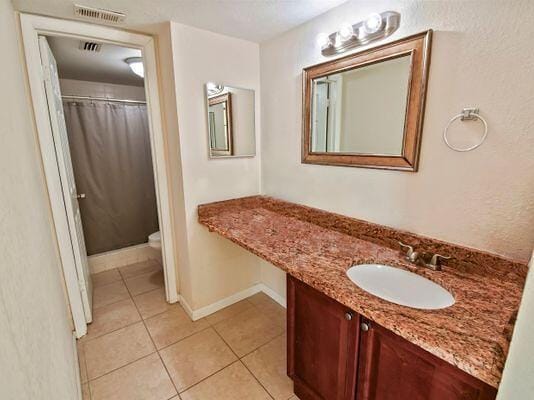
[19,13,180,337]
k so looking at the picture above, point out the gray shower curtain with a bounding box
[63,100,159,255]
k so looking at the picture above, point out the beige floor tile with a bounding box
[92,269,122,288]
[86,298,141,339]
[119,259,161,280]
[205,299,253,325]
[124,270,164,296]
[214,307,285,357]
[85,322,155,379]
[82,383,90,400]
[180,361,271,400]
[252,298,287,331]
[77,340,88,383]
[247,292,273,307]
[145,306,210,349]
[133,288,174,319]
[242,335,293,400]
[160,328,237,392]
[90,353,177,400]
[93,280,130,310]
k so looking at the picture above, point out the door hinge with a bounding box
[78,279,87,293]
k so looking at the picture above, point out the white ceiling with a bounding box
[47,36,144,86]
[13,0,347,43]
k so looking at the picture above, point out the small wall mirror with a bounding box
[302,31,432,171]
[205,83,256,158]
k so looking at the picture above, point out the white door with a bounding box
[39,36,93,324]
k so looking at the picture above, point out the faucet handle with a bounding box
[398,241,414,254]
[429,253,451,269]
[398,241,418,262]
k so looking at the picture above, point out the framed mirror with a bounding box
[302,30,432,171]
[205,83,256,158]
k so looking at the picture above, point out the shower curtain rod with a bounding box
[61,95,147,104]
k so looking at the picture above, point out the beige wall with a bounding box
[259,0,534,299]
[0,2,79,399]
[170,22,262,310]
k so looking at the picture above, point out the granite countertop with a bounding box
[197,196,527,388]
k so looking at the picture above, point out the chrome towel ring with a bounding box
[443,108,488,152]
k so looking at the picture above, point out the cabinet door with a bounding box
[357,319,497,400]
[287,275,359,400]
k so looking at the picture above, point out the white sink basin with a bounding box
[346,264,455,310]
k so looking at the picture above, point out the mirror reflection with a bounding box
[311,54,412,155]
[205,83,256,157]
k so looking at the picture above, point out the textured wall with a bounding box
[0,2,79,399]
[260,0,534,264]
[170,22,262,309]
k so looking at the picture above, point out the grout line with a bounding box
[239,359,276,400]
[125,273,180,398]
[211,326,276,400]
[86,351,159,384]
[177,359,245,396]
[87,279,288,399]
[85,268,158,385]
[155,324,213,353]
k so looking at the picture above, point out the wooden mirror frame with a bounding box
[302,30,432,171]
[208,92,233,156]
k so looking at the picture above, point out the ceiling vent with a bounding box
[79,41,102,52]
[74,4,126,23]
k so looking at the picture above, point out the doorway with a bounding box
[19,14,179,338]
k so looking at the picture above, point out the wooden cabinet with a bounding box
[357,319,497,400]
[287,276,360,400]
[287,276,497,400]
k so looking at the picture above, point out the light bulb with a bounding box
[334,33,342,47]
[339,23,354,41]
[364,13,383,34]
[316,32,331,48]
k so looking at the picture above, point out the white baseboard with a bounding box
[180,283,286,321]
[260,283,287,308]
[89,243,155,274]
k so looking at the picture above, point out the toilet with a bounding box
[148,231,162,265]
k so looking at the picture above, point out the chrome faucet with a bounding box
[398,241,450,271]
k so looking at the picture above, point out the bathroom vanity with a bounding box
[287,275,496,400]
[198,196,527,399]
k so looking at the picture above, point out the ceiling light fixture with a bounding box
[317,11,400,56]
[125,57,144,78]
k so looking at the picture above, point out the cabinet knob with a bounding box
[361,322,370,332]
[344,312,353,321]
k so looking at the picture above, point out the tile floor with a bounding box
[78,259,300,400]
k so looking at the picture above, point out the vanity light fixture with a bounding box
[125,57,144,78]
[317,11,400,56]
